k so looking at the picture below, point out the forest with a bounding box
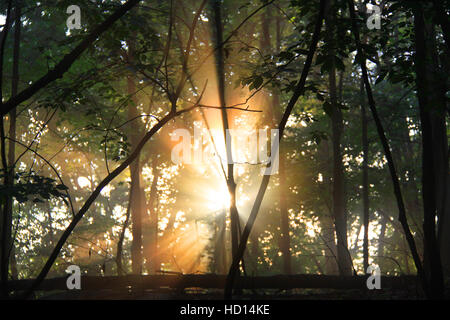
[0,0,449,301]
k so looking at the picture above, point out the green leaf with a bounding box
[249,76,263,91]
[375,71,388,85]
[56,184,69,191]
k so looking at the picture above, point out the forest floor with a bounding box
[37,287,432,300]
[13,275,449,300]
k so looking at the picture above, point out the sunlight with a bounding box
[77,176,91,189]
[206,188,231,212]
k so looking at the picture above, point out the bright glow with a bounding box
[77,176,91,189]
[206,188,232,212]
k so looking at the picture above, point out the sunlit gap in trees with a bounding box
[163,48,268,272]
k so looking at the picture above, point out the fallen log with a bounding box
[8,274,419,292]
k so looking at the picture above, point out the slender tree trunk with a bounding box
[317,139,339,275]
[214,211,227,274]
[144,160,160,274]
[361,78,370,272]
[129,158,143,275]
[377,214,387,268]
[7,2,20,282]
[325,0,352,276]
[431,0,450,279]
[272,13,292,276]
[116,186,132,275]
[127,44,144,274]
[211,0,240,272]
[413,5,445,298]
[399,115,424,246]
[321,213,339,275]
[1,3,20,295]
[278,142,292,275]
[359,5,370,273]
[403,237,411,275]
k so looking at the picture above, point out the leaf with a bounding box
[375,71,388,85]
[278,51,294,61]
[249,76,263,91]
[56,184,69,191]
[388,2,403,13]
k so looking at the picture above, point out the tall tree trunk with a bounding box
[1,2,20,295]
[361,78,370,272]
[431,0,450,280]
[377,214,387,268]
[116,187,132,276]
[278,139,291,275]
[8,3,20,281]
[413,4,445,298]
[213,211,227,274]
[325,0,352,276]
[403,237,411,275]
[129,156,143,274]
[211,0,240,272]
[144,160,160,274]
[400,114,424,246]
[317,139,339,275]
[272,13,292,276]
[127,44,144,274]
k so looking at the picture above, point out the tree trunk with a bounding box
[325,0,352,276]
[1,3,20,295]
[116,182,133,276]
[7,2,20,282]
[377,214,387,268]
[129,158,143,275]
[317,138,339,275]
[413,5,445,298]
[144,160,160,274]
[127,44,144,274]
[431,0,450,280]
[278,143,292,275]
[272,13,292,276]
[403,237,411,275]
[213,211,228,274]
[361,78,370,272]
[211,0,240,272]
